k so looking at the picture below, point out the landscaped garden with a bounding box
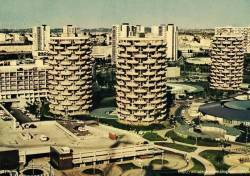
[165,130,221,147]
[199,150,230,172]
[143,132,165,141]
[90,107,117,119]
[150,159,169,165]
[189,158,205,173]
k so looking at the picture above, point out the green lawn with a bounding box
[143,132,165,141]
[155,142,197,152]
[165,130,220,147]
[151,159,168,165]
[199,150,230,172]
[98,97,116,108]
[90,107,117,119]
[118,163,139,171]
[189,158,205,174]
[165,130,196,145]
[82,168,103,175]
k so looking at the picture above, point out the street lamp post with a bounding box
[32,159,34,176]
[139,159,144,176]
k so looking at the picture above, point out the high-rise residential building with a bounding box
[112,23,178,64]
[111,25,120,65]
[210,35,244,91]
[115,34,168,124]
[47,33,93,117]
[166,24,178,61]
[151,25,160,36]
[159,24,167,37]
[32,25,50,56]
[62,25,78,37]
[215,26,250,53]
[136,25,145,33]
[0,60,48,104]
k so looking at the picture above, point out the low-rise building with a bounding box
[166,66,180,78]
[0,59,48,105]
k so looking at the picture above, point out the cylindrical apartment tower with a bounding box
[115,37,167,124]
[47,36,93,117]
[210,35,244,91]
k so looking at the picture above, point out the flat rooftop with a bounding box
[0,118,145,155]
[199,101,250,122]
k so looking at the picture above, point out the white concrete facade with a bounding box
[32,25,50,55]
[210,35,244,91]
[0,60,48,103]
[167,24,178,61]
[62,25,78,37]
[215,26,250,53]
[115,36,168,124]
[47,35,93,117]
[112,23,178,64]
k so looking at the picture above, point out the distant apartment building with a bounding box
[47,33,93,117]
[215,26,250,53]
[112,23,178,64]
[0,59,48,104]
[0,33,28,43]
[32,25,50,56]
[167,24,178,61]
[115,34,168,124]
[62,25,78,37]
[210,35,244,91]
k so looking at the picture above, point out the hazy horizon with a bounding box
[0,0,250,29]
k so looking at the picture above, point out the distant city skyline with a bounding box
[0,0,250,29]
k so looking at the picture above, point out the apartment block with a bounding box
[112,23,178,64]
[32,25,50,56]
[62,25,78,37]
[215,26,250,53]
[210,35,244,91]
[47,35,93,117]
[167,24,178,61]
[0,60,48,103]
[115,36,168,124]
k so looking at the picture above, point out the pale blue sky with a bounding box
[0,0,250,29]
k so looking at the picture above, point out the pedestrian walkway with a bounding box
[155,143,217,175]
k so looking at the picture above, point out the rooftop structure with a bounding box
[115,36,168,124]
[47,34,93,117]
[0,110,159,168]
[210,35,244,91]
[199,100,250,126]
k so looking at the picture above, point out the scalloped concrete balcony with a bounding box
[115,37,167,124]
[60,40,71,45]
